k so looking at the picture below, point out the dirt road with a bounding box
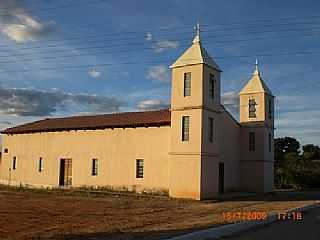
[0,188,318,240]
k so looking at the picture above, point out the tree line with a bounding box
[275,137,320,189]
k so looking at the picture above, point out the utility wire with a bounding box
[0,31,319,64]
[1,17,320,49]
[0,25,319,59]
[0,50,320,74]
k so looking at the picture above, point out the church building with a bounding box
[0,27,274,200]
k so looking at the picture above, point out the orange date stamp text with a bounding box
[222,211,268,221]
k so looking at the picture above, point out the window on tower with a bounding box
[182,116,190,141]
[269,133,272,152]
[249,132,255,151]
[209,117,214,142]
[268,98,272,119]
[184,72,191,97]
[249,99,257,118]
[209,74,215,99]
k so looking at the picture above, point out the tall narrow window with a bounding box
[268,99,272,119]
[184,72,191,96]
[91,159,98,176]
[182,116,190,141]
[136,159,144,178]
[269,133,272,152]
[209,74,215,99]
[209,117,214,142]
[249,132,255,151]
[249,99,257,118]
[38,157,43,172]
[12,156,16,170]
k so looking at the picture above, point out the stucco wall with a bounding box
[169,154,201,200]
[0,126,170,192]
[171,64,204,109]
[219,110,241,191]
[240,125,274,192]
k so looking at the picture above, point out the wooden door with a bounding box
[59,159,72,187]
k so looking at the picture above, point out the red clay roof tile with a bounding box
[2,109,171,134]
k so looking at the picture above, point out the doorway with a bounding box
[218,162,224,194]
[59,158,72,187]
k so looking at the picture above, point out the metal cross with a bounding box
[194,21,201,37]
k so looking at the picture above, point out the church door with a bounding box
[218,162,224,194]
[59,158,72,187]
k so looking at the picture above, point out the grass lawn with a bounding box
[0,186,319,240]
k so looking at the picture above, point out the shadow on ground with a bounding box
[209,190,320,203]
[48,228,205,240]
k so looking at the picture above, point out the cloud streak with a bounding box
[89,68,102,78]
[152,40,179,53]
[137,99,170,111]
[0,87,125,117]
[146,65,170,82]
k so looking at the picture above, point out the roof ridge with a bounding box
[40,108,171,121]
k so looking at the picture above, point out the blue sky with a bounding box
[0,0,319,146]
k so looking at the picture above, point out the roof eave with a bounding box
[170,62,222,72]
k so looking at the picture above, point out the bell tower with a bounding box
[239,60,274,192]
[168,23,223,200]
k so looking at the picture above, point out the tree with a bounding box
[274,137,300,164]
[274,137,320,189]
[274,137,301,188]
[302,144,320,161]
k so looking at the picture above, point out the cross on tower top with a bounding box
[195,22,201,36]
[192,21,201,44]
[253,58,260,75]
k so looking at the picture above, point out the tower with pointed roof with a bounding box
[239,60,274,192]
[169,23,223,199]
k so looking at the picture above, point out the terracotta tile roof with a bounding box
[2,109,171,134]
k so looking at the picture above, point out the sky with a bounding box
[0,0,319,146]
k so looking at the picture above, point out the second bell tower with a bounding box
[239,60,274,192]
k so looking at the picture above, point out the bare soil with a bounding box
[0,187,318,240]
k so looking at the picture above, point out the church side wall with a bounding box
[0,126,170,193]
[219,111,241,191]
[200,110,241,199]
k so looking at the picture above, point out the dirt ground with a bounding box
[0,187,319,240]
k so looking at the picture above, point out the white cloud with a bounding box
[146,65,170,82]
[89,68,102,78]
[152,40,179,53]
[0,0,55,43]
[222,91,239,118]
[137,99,169,111]
[145,32,152,41]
